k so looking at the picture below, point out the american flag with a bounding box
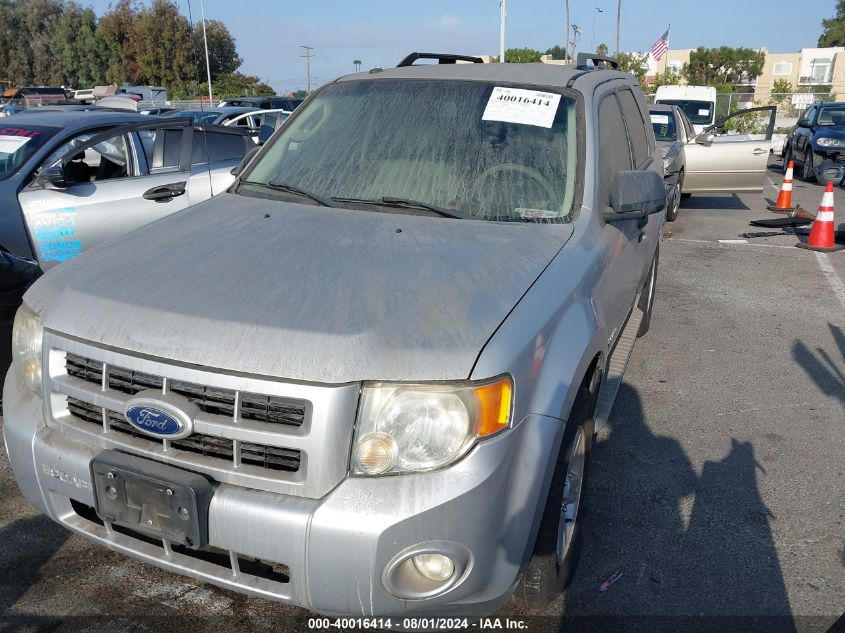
[650,28,669,61]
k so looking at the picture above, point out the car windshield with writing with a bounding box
[0,125,58,181]
[241,79,578,222]
[656,99,712,125]
[816,106,845,126]
[649,111,677,141]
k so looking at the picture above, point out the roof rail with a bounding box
[576,53,619,70]
[397,53,485,67]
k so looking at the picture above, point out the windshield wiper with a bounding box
[241,180,337,207]
[331,196,475,220]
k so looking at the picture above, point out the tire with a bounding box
[514,380,596,610]
[802,148,816,183]
[636,245,659,338]
[782,146,792,174]
[665,182,680,222]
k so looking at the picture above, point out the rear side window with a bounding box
[618,90,650,166]
[192,130,251,164]
[597,94,633,208]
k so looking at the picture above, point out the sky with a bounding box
[87,0,835,95]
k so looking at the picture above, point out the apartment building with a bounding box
[642,46,845,100]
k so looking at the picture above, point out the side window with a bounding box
[41,131,132,184]
[618,89,650,166]
[138,128,185,171]
[598,94,633,208]
[191,130,250,164]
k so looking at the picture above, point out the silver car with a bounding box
[5,55,666,618]
[0,110,255,273]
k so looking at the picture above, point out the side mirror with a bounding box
[230,145,261,176]
[608,170,666,217]
[696,132,716,145]
[35,164,67,189]
[796,119,810,128]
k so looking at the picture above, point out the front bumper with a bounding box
[2,369,564,617]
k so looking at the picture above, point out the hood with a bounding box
[813,127,845,141]
[28,194,573,383]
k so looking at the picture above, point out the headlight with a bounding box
[11,303,43,396]
[816,137,845,147]
[352,376,512,475]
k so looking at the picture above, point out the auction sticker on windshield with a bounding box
[482,87,561,128]
[650,114,670,125]
[0,135,33,154]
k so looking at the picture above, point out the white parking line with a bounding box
[668,237,797,250]
[814,252,845,310]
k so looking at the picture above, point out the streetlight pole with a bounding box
[592,7,603,50]
[615,0,621,57]
[199,0,213,103]
[300,45,314,93]
[499,0,506,63]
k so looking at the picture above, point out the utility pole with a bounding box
[565,0,570,61]
[571,24,582,62]
[301,45,314,93]
[200,0,213,103]
[499,0,506,63]
[615,0,621,57]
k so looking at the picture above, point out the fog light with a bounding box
[412,553,455,582]
[354,432,398,475]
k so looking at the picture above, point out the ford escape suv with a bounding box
[4,53,665,618]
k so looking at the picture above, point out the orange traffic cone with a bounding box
[768,161,798,212]
[796,182,844,252]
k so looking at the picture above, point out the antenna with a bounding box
[300,45,315,94]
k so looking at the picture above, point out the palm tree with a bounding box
[353,59,362,72]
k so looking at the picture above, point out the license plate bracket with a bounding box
[90,449,214,549]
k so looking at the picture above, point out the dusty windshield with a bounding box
[244,79,578,221]
[0,125,57,181]
[649,111,677,141]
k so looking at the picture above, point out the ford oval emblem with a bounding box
[125,406,183,436]
[123,390,199,440]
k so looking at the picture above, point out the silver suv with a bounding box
[4,54,665,618]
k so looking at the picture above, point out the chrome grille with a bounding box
[66,353,306,428]
[45,335,359,499]
[66,397,301,472]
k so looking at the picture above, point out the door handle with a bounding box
[143,182,186,202]
[752,148,768,155]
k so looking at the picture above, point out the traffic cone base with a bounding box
[796,182,843,252]
[769,160,798,212]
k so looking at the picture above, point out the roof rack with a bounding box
[397,53,485,67]
[576,53,619,70]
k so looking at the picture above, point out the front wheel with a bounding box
[666,181,680,222]
[514,385,596,610]
[802,148,816,183]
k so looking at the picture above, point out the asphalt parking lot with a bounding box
[1,156,843,633]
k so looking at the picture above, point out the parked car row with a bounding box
[0,54,781,622]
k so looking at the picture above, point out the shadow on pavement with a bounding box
[680,194,750,211]
[0,514,69,618]
[793,323,845,411]
[557,383,796,632]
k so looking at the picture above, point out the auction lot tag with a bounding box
[483,87,561,128]
[650,114,670,125]
[0,135,32,153]
[698,109,710,117]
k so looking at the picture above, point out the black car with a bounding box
[784,101,845,183]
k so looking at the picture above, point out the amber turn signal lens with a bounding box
[474,377,512,438]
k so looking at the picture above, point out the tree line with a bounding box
[0,0,274,99]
